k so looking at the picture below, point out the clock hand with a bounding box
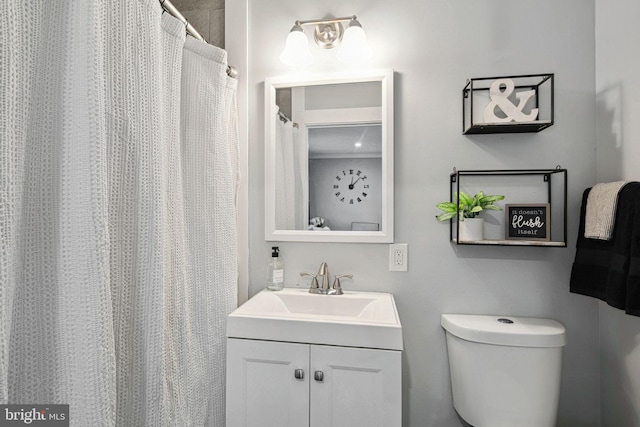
[348,176,356,190]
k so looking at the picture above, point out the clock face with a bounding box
[333,169,370,205]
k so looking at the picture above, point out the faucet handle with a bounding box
[332,274,353,295]
[300,272,319,290]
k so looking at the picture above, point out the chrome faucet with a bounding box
[317,262,330,291]
[300,262,351,295]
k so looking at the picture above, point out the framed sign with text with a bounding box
[505,204,550,241]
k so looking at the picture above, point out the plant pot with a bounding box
[459,217,484,242]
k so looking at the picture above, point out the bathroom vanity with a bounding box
[225,288,403,427]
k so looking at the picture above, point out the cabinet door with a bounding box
[310,345,402,427]
[226,338,309,427]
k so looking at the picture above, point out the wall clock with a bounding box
[333,169,370,205]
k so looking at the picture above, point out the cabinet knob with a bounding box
[294,369,304,380]
[314,370,324,382]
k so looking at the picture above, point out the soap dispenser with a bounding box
[267,246,284,291]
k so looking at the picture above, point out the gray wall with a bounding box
[595,0,640,425]
[170,0,225,47]
[228,0,601,425]
[309,158,382,231]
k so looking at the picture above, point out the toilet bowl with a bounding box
[441,314,566,427]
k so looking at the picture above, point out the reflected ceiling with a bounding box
[308,124,382,158]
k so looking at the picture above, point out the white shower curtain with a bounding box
[274,113,306,230]
[0,1,238,426]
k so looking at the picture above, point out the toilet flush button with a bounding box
[497,318,514,324]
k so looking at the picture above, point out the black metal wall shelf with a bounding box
[449,168,567,247]
[463,74,554,135]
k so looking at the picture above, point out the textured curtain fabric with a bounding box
[0,1,238,426]
[292,123,306,230]
[274,115,305,230]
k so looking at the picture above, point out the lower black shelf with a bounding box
[463,120,553,135]
[451,238,567,247]
[449,168,568,248]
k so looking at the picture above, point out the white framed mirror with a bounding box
[265,69,394,243]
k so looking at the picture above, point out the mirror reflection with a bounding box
[307,124,382,231]
[265,70,393,243]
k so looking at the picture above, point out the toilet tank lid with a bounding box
[441,314,566,348]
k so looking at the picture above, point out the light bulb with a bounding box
[280,25,314,67]
[336,20,371,64]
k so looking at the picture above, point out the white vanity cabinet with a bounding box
[225,288,403,427]
[226,338,402,427]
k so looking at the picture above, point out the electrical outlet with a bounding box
[389,243,408,271]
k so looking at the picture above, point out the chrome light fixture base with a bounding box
[313,22,343,49]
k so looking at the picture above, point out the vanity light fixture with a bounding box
[280,16,372,67]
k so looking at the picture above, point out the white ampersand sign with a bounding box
[483,78,539,123]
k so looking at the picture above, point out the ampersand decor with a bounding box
[483,78,539,123]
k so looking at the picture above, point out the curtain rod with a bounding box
[278,111,298,128]
[159,0,238,79]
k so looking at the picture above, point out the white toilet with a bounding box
[441,314,566,427]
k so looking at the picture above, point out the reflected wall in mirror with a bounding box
[265,70,393,243]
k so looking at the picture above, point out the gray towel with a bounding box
[585,181,628,240]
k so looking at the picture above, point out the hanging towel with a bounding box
[584,180,628,240]
[570,182,640,317]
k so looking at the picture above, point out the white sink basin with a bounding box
[227,288,403,350]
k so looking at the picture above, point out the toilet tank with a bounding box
[441,314,566,427]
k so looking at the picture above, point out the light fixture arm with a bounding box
[288,16,360,49]
[295,15,357,27]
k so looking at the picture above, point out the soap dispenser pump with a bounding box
[267,246,285,291]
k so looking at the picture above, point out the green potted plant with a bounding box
[436,191,505,241]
